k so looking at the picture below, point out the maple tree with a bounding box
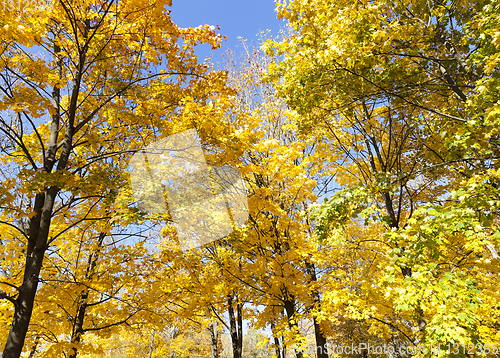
[214,41,332,358]
[0,0,231,357]
[264,0,500,355]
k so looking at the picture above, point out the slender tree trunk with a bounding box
[227,294,243,358]
[270,320,282,358]
[305,260,329,358]
[27,336,39,358]
[68,232,106,358]
[283,298,304,358]
[68,291,88,358]
[169,327,179,358]
[210,321,219,358]
[148,327,156,358]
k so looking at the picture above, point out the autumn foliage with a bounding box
[1,0,500,357]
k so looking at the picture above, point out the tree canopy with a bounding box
[1,0,500,357]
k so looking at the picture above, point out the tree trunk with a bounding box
[210,321,219,358]
[270,320,283,358]
[305,260,329,358]
[283,298,304,358]
[148,327,156,358]
[2,189,58,358]
[68,232,106,358]
[27,336,39,358]
[68,291,88,358]
[227,294,243,358]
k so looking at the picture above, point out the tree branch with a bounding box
[0,289,17,306]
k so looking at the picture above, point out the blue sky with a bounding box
[169,0,286,67]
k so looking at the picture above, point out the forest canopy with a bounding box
[0,0,499,357]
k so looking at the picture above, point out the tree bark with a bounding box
[270,320,283,358]
[227,294,243,358]
[305,260,329,358]
[283,298,304,358]
[210,321,219,358]
[26,336,39,358]
[68,290,88,358]
[2,189,58,358]
[148,327,156,358]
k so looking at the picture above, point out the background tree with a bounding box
[217,40,331,357]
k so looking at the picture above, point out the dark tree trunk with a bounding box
[270,320,283,358]
[68,232,105,358]
[227,294,243,358]
[27,335,39,358]
[2,189,58,358]
[305,260,329,358]
[68,291,88,358]
[283,298,304,358]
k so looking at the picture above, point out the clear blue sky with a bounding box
[169,0,286,67]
